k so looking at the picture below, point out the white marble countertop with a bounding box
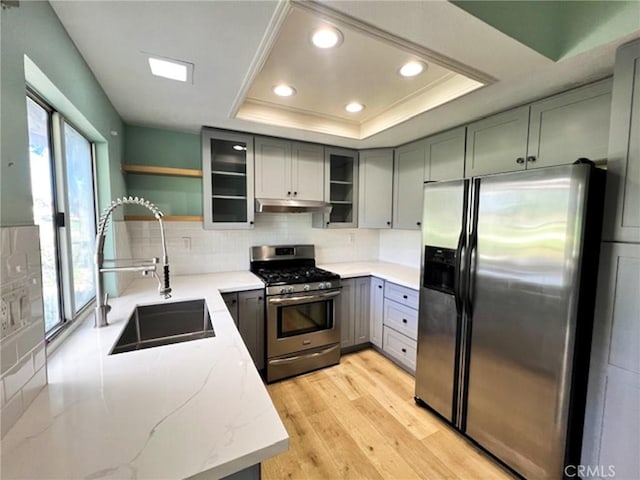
[319,261,420,290]
[0,271,287,480]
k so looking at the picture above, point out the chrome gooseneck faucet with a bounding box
[94,196,171,328]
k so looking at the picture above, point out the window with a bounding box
[26,93,97,336]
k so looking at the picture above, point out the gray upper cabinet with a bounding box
[314,147,358,228]
[466,80,612,177]
[427,126,466,181]
[358,149,393,229]
[527,79,612,169]
[604,39,640,243]
[393,140,426,230]
[254,137,291,199]
[202,128,255,229]
[254,137,324,201]
[291,141,324,201]
[465,106,530,177]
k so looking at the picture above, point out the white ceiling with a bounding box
[50,0,640,150]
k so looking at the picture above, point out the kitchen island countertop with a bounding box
[0,271,287,480]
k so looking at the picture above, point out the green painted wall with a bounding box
[1,1,126,293]
[1,0,126,221]
[123,124,202,217]
[452,1,640,61]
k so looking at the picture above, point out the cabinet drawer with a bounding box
[384,282,419,310]
[383,299,418,340]
[383,327,417,372]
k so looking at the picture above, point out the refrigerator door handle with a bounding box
[454,230,466,315]
[466,232,478,316]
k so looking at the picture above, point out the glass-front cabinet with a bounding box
[313,147,358,228]
[202,128,255,229]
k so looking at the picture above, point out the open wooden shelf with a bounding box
[124,215,203,222]
[122,164,203,178]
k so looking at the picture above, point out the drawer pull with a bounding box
[403,295,408,299]
[402,319,408,324]
[401,348,407,353]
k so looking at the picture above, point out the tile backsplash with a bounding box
[127,214,381,276]
[0,226,47,437]
[379,229,422,268]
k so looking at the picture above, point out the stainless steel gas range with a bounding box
[250,245,341,383]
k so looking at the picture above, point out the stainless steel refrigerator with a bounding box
[414,163,605,478]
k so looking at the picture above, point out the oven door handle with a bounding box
[267,289,341,306]
[269,344,340,365]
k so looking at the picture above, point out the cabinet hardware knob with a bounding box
[232,299,236,304]
[516,157,525,164]
[403,295,408,299]
[527,156,536,162]
[249,221,254,225]
[287,191,291,196]
[293,192,297,196]
[326,221,330,226]
[258,297,263,301]
[416,222,421,226]
[401,348,407,353]
[402,319,407,324]
[386,221,391,226]
[378,285,382,289]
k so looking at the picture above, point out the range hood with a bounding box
[255,198,332,214]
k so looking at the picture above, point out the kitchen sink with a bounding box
[110,299,214,355]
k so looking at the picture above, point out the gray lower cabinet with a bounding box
[603,38,640,243]
[370,277,384,348]
[381,282,419,373]
[221,292,238,326]
[339,277,370,349]
[582,242,640,478]
[223,290,265,370]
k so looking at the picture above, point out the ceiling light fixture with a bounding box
[148,56,193,82]
[311,26,343,49]
[345,102,364,113]
[273,84,296,97]
[399,61,426,77]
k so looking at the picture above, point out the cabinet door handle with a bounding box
[516,157,525,164]
[401,348,407,353]
[402,319,408,324]
[527,156,537,163]
[403,295,408,299]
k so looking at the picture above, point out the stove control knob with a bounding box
[319,282,326,289]
[287,286,294,294]
[325,282,332,289]
[280,287,287,294]
[303,284,310,292]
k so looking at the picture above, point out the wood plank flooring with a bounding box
[263,349,515,480]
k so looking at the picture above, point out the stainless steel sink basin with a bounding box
[110,299,214,355]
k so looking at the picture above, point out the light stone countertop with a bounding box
[0,271,287,480]
[319,261,420,290]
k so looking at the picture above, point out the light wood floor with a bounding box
[263,349,515,480]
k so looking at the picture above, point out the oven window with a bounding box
[277,300,333,338]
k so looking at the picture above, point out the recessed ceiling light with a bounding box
[273,84,296,97]
[345,102,364,113]
[399,61,427,77]
[148,56,193,82]
[311,26,343,49]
